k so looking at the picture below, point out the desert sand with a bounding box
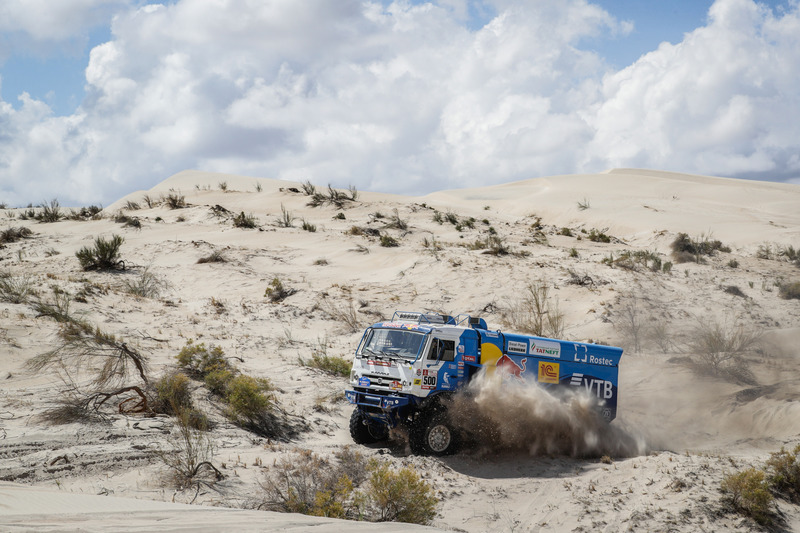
[1,168,799,531]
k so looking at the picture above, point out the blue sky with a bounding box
[1,0,799,206]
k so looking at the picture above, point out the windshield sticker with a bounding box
[367,360,392,367]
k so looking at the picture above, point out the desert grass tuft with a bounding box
[76,235,125,271]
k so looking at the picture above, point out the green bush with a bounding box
[587,229,611,243]
[379,234,399,247]
[766,445,800,502]
[152,372,194,415]
[264,277,297,302]
[367,463,438,524]
[0,227,33,244]
[165,193,186,209]
[225,375,273,423]
[720,468,773,525]
[305,353,351,378]
[176,341,229,378]
[76,235,125,271]
[671,232,730,263]
[37,199,63,223]
[233,211,257,228]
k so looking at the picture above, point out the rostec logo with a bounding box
[569,373,613,399]
[538,361,559,384]
[530,339,561,358]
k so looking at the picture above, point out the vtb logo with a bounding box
[538,361,559,384]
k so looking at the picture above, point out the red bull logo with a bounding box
[538,361,560,384]
[496,354,527,379]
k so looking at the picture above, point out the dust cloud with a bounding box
[449,370,647,458]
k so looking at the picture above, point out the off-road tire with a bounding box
[409,410,460,456]
[349,409,388,444]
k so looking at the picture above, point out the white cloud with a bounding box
[585,0,800,179]
[1,0,800,206]
[0,0,127,57]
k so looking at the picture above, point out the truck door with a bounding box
[422,334,460,393]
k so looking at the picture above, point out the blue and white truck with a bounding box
[345,311,623,455]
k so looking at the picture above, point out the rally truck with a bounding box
[345,311,622,456]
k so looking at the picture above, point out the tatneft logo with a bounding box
[537,361,559,384]
[530,339,561,358]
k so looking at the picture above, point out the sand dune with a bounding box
[1,168,799,531]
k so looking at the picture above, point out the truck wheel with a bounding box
[409,411,459,456]
[349,409,388,444]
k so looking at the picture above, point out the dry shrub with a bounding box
[321,297,361,333]
[0,270,37,304]
[197,250,226,264]
[720,468,774,525]
[688,318,761,384]
[158,408,222,487]
[778,281,800,300]
[501,279,564,338]
[767,444,800,502]
[123,266,169,298]
[259,448,437,524]
[27,320,148,389]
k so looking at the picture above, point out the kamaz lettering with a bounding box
[346,312,623,456]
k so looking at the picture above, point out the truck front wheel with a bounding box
[409,411,460,456]
[349,409,388,444]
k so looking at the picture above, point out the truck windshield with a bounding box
[360,328,426,361]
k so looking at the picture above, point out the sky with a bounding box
[1,0,799,207]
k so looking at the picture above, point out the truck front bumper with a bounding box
[345,389,412,426]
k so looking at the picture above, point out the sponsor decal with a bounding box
[413,378,421,386]
[589,355,614,366]
[457,361,464,367]
[390,380,402,391]
[496,354,527,379]
[568,373,613,399]
[416,369,421,376]
[538,361,559,384]
[457,345,465,353]
[507,340,527,354]
[358,376,371,387]
[485,331,499,338]
[448,363,457,370]
[441,374,451,389]
[463,355,476,363]
[367,360,392,367]
[530,339,561,358]
[421,374,437,389]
